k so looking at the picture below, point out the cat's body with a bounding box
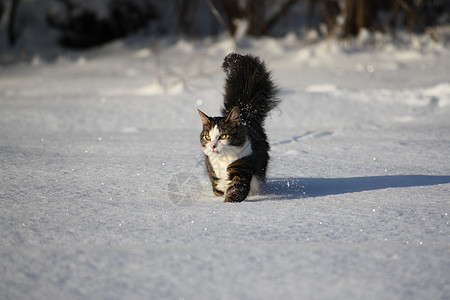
[198,53,279,202]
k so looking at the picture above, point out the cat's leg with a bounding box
[205,155,224,197]
[224,157,253,202]
[212,185,224,197]
[224,175,251,202]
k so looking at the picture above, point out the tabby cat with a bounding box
[198,53,279,202]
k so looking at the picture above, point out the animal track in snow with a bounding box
[272,131,334,146]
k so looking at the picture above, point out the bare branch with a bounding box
[395,0,440,42]
[204,0,232,37]
[266,0,299,32]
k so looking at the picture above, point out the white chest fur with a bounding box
[205,138,253,193]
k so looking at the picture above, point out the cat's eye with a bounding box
[204,135,211,141]
[219,134,229,140]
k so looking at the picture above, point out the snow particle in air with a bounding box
[196,99,203,106]
[31,56,41,66]
[76,57,87,66]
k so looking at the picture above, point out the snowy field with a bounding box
[1,33,450,299]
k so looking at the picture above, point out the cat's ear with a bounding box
[198,109,211,126]
[225,107,241,126]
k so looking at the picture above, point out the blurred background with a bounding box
[1,0,449,60]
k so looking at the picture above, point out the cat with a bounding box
[197,53,279,202]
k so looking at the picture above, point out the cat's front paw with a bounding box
[224,191,246,203]
[213,188,224,197]
[224,196,244,203]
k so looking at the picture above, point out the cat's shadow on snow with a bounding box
[254,175,450,201]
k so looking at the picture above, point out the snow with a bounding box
[1,32,450,300]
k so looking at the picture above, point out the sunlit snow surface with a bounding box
[1,34,449,300]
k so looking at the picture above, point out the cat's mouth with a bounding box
[202,145,221,155]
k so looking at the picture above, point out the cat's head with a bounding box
[198,107,246,155]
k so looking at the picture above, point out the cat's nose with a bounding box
[211,142,219,150]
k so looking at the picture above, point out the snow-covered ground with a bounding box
[1,33,449,299]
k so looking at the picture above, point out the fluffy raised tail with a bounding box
[220,53,279,126]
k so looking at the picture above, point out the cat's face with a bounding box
[198,107,246,156]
